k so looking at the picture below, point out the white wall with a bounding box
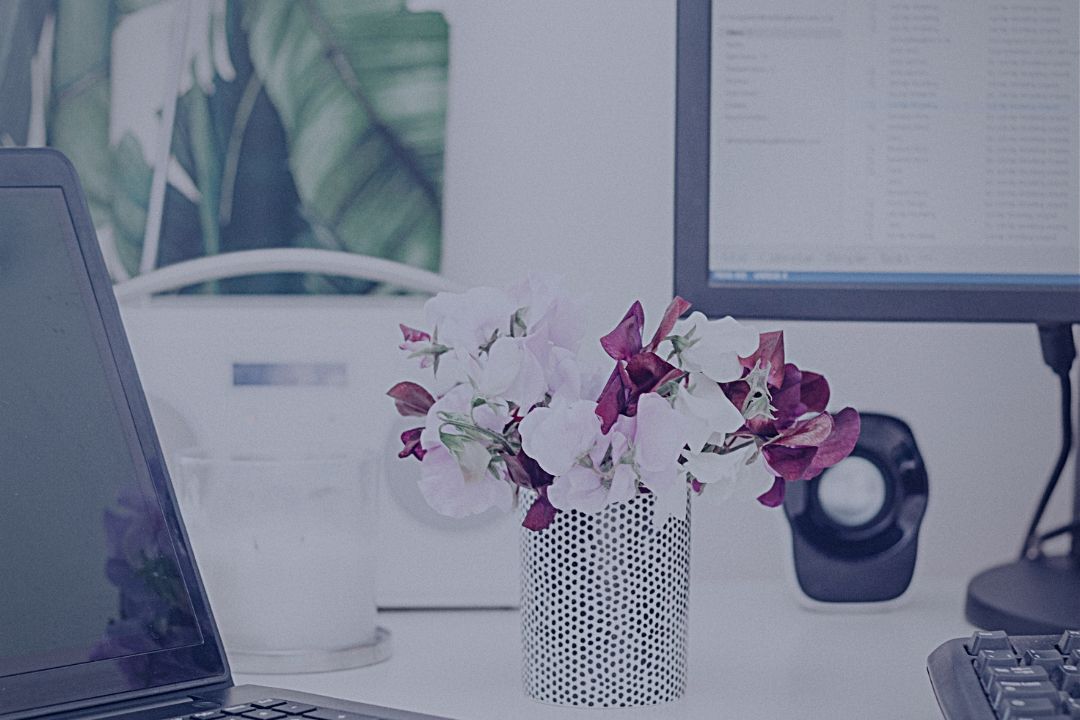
[436,0,1078,586]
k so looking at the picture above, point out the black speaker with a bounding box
[783,413,928,605]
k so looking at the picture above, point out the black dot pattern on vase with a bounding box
[520,490,691,707]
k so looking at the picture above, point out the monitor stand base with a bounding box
[965,555,1080,634]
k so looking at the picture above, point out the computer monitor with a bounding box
[673,0,1080,632]
[674,0,1080,323]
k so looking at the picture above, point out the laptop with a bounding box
[0,148,448,720]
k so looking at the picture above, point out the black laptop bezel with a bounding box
[0,149,231,718]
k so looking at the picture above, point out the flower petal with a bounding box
[518,400,601,476]
[777,412,834,448]
[761,443,817,482]
[504,451,553,490]
[608,463,638,504]
[741,330,786,387]
[600,301,645,360]
[547,465,609,514]
[398,426,426,460]
[650,481,687,529]
[646,296,692,351]
[522,488,558,531]
[595,366,627,433]
[674,373,746,452]
[633,393,687,473]
[799,371,830,413]
[799,407,861,480]
[399,324,431,343]
[387,381,436,417]
[756,476,786,507]
[417,446,512,518]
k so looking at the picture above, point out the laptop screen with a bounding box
[0,164,226,715]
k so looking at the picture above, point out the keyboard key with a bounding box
[1028,649,1067,672]
[993,680,1061,711]
[985,665,1051,690]
[191,712,225,720]
[241,711,287,720]
[1071,650,1080,666]
[968,630,1013,655]
[303,710,380,720]
[275,705,316,715]
[1055,665,1080,697]
[223,707,256,716]
[1064,696,1080,717]
[978,649,1020,674]
[250,701,286,710]
[1059,632,1080,656]
[999,696,1061,719]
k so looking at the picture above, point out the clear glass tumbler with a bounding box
[174,453,391,673]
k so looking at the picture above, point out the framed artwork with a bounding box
[0,0,448,294]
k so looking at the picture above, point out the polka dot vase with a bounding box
[520,490,691,707]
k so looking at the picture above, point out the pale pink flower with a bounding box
[518,400,601,477]
[633,393,691,527]
[672,371,745,452]
[671,312,759,382]
[424,286,517,350]
[467,336,547,411]
[417,445,513,518]
[547,422,637,513]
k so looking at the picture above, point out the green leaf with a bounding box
[48,0,150,278]
[0,1,51,146]
[242,0,447,276]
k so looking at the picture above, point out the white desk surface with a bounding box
[235,577,973,720]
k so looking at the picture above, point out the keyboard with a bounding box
[928,629,1080,719]
[188,698,392,720]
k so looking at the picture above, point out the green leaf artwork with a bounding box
[0,0,448,294]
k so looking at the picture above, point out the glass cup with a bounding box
[174,452,391,673]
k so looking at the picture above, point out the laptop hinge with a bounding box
[5,680,234,720]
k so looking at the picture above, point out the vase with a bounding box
[520,490,691,707]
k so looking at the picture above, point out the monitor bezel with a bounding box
[0,149,231,718]
[674,0,1080,323]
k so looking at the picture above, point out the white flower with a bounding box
[547,463,637,515]
[541,345,584,403]
[673,372,746,452]
[424,286,517,351]
[671,312,759,382]
[632,393,691,528]
[419,385,509,452]
[509,273,585,352]
[547,424,637,514]
[417,445,513,518]
[683,444,774,505]
[518,400,601,476]
[468,336,547,410]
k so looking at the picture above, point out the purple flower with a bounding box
[595,297,689,432]
[722,331,861,507]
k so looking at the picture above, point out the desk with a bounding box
[235,578,973,720]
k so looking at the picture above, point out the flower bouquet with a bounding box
[388,276,859,706]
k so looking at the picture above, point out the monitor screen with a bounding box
[675,0,1080,321]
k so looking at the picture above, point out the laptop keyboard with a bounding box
[186,698,389,720]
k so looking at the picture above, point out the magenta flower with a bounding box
[722,331,860,507]
[595,297,690,432]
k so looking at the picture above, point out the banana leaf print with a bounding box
[242,0,447,282]
[0,0,448,294]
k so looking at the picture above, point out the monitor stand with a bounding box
[965,356,1079,634]
[966,554,1080,634]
